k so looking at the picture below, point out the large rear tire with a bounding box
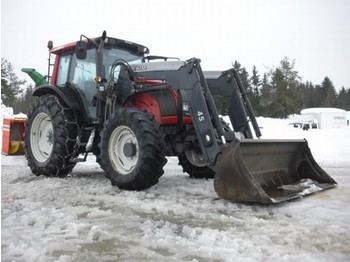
[178,151,215,179]
[99,108,167,190]
[178,118,231,179]
[25,95,79,177]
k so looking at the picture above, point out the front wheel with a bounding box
[99,108,167,190]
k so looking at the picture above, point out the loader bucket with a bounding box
[214,139,337,204]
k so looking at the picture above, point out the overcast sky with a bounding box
[1,0,349,91]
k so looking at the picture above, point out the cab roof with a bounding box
[50,36,150,56]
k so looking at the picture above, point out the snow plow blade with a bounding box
[214,139,337,204]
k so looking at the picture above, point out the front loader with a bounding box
[23,31,336,203]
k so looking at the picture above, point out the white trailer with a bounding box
[300,108,347,129]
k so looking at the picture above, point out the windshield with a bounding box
[103,47,143,80]
[104,47,143,70]
[65,47,143,119]
[69,47,143,84]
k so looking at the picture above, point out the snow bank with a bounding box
[256,116,350,166]
[1,113,350,261]
[1,104,14,118]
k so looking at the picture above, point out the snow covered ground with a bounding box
[1,117,350,261]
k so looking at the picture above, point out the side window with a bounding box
[69,49,96,87]
[56,55,71,86]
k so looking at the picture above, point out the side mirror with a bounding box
[75,41,87,59]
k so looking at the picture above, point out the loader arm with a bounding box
[131,58,226,166]
[205,69,261,139]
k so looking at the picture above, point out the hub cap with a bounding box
[108,126,139,175]
[185,150,208,167]
[30,113,54,163]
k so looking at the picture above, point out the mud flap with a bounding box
[214,139,337,203]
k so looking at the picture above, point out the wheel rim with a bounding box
[108,125,139,175]
[185,150,208,167]
[30,112,54,163]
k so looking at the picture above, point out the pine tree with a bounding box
[300,81,317,108]
[233,61,241,73]
[250,66,261,97]
[320,77,337,107]
[270,68,285,117]
[1,58,26,109]
[239,67,250,91]
[250,66,262,115]
[233,61,250,90]
[268,57,302,118]
[336,87,350,110]
[313,84,324,107]
[259,73,273,116]
[15,84,35,113]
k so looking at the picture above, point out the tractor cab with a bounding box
[48,37,149,120]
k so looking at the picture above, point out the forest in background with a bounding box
[230,57,350,118]
[1,57,350,118]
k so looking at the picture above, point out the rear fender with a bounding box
[33,85,88,121]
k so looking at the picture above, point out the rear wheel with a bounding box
[99,108,167,190]
[178,151,215,179]
[25,95,79,177]
[178,118,232,179]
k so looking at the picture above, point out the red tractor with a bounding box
[23,31,336,203]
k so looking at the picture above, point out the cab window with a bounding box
[56,54,72,87]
